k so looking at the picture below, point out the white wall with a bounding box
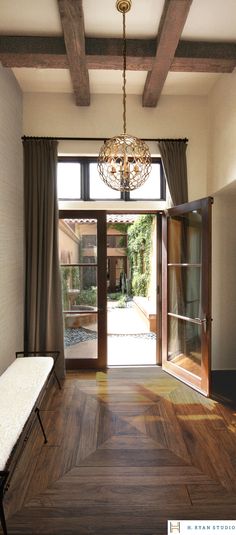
[208,72,236,195]
[23,92,209,201]
[0,66,24,374]
[212,193,236,370]
[209,73,236,370]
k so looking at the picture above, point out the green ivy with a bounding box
[127,214,154,297]
[107,222,129,233]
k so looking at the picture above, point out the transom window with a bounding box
[57,156,165,201]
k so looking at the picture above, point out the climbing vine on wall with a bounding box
[127,214,154,296]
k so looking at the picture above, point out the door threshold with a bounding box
[108,364,160,368]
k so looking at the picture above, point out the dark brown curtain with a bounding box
[23,138,65,378]
[158,139,188,205]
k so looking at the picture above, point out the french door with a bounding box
[162,197,212,396]
[59,210,107,369]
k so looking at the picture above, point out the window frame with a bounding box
[57,156,165,202]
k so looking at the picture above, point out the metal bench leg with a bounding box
[35,408,48,444]
[0,473,8,535]
[0,499,8,535]
[53,369,62,390]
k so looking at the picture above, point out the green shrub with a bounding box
[116,295,127,308]
[107,292,122,301]
[132,273,147,296]
[78,287,97,306]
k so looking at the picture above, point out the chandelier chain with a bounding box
[122,10,127,135]
[97,0,151,192]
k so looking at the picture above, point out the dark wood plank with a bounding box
[170,389,236,491]
[144,399,191,461]
[57,0,90,106]
[4,368,236,535]
[78,448,189,467]
[8,506,236,535]
[188,483,236,505]
[142,0,193,107]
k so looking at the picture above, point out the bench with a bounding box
[0,351,61,535]
[133,296,157,333]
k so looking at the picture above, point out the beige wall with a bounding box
[23,92,209,202]
[209,73,236,369]
[0,67,24,374]
[58,221,79,264]
[212,193,236,370]
[208,73,236,195]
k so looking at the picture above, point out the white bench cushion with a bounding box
[0,356,54,471]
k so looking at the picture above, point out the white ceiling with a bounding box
[1,0,236,96]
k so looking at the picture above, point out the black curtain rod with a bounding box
[22,135,188,143]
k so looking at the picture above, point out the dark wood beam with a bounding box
[0,36,236,73]
[173,40,236,72]
[57,0,90,106]
[0,36,68,68]
[85,38,156,70]
[142,0,193,107]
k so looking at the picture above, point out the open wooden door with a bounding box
[162,197,212,396]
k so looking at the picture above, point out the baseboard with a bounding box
[211,370,236,407]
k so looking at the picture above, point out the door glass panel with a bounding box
[167,316,201,378]
[168,211,202,264]
[168,266,201,318]
[59,218,98,360]
[167,209,204,377]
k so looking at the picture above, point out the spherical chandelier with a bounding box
[97,0,151,192]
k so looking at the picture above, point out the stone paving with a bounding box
[64,299,157,365]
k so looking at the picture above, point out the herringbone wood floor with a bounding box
[3,367,236,534]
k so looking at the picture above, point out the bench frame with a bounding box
[0,351,61,535]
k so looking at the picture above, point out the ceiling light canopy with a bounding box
[97,0,151,192]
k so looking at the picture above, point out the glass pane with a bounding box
[130,163,161,199]
[89,163,120,199]
[61,266,97,311]
[168,210,202,264]
[59,219,97,264]
[59,216,99,360]
[168,316,201,377]
[61,265,98,359]
[107,235,127,248]
[64,320,98,360]
[57,162,81,199]
[168,266,201,319]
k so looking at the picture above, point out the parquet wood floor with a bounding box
[2,367,236,534]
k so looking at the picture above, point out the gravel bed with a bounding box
[65,328,97,347]
[65,328,156,347]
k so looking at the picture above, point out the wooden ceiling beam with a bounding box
[57,0,90,106]
[174,40,236,72]
[0,36,236,73]
[142,0,193,107]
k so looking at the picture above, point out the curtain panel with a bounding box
[158,139,188,205]
[23,138,65,378]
